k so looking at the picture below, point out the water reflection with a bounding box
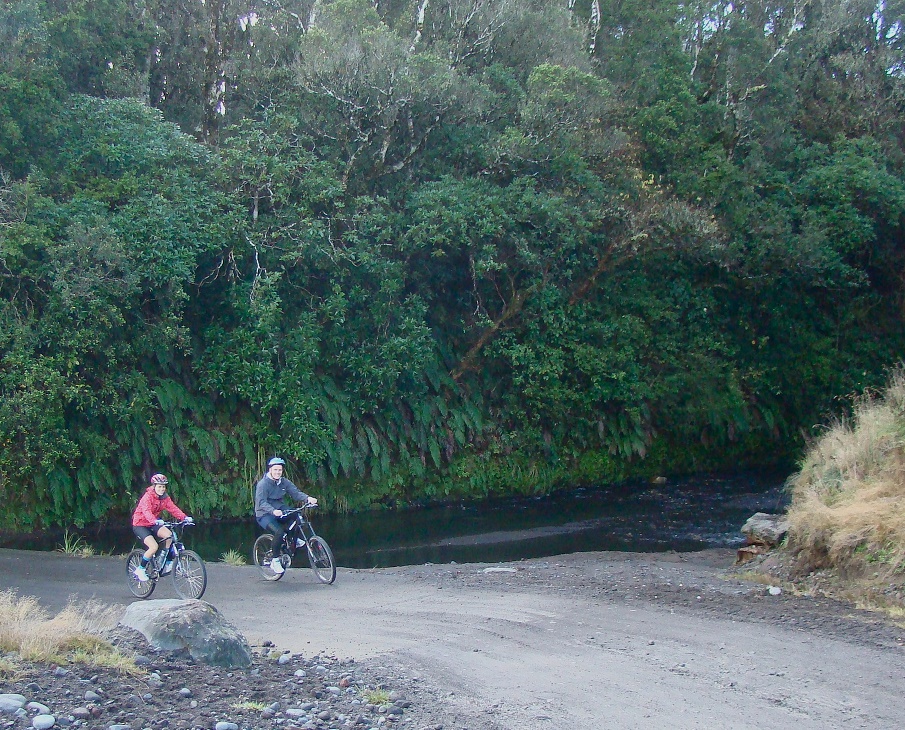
[0,471,789,567]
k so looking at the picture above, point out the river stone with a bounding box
[120,600,252,668]
[0,695,26,713]
[741,512,789,547]
[32,714,55,730]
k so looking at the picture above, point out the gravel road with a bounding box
[2,547,904,729]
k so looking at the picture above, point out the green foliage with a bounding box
[1,0,904,530]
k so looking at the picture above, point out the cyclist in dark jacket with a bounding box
[254,457,318,574]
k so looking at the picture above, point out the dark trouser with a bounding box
[257,514,287,556]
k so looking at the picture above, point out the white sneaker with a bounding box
[271,556,285,574]
[296,537,306,548]
[133,565,149,582]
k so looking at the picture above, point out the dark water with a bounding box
[0,471,789,568]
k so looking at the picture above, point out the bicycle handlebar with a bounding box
[279,503,317,517]
[159,519,195,528]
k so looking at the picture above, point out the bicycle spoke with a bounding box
[172,550,207,599]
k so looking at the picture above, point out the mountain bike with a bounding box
[126,519,207,599]
[253,504,336,584]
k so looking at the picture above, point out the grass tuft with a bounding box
[231,700,268,711]
[782,367,905,614]
[362,688,391,705]
[221,549,247,566]
[0,590,139,674]
[0,654,21,679]
[56,530,97,557]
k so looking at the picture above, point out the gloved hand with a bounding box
[184,516,194,523]
[154,519,165,527]
[307,496,318,506]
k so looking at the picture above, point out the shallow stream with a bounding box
[0,470,789,567]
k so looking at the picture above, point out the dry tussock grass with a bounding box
[786,368,905,583]
[0,590,139,673]
[0,654,21,679]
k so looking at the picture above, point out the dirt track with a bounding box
[2,547,904,729]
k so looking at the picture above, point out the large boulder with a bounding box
[741,512,790,547]
[120,599,252,668]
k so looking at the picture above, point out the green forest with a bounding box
[1,0,903,530]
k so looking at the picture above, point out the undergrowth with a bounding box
[782,366,905,615]
[0,590,139,674]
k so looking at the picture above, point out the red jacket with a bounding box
[132,485,187,527]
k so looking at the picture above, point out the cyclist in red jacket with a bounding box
[131,473,192,581]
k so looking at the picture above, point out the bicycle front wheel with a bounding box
[307,536,336,584]
[172,550,207,599]
[126,549,155,599]
[253,533,284,581]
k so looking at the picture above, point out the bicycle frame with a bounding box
[279,508,318,558]
[146,522,187,577]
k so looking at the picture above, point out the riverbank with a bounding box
[2,547,904,729]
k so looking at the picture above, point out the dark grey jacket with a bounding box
[254,475,309,518]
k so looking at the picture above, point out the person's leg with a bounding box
[142,534,159,561]
[156,525,173,550]
[257,514,287,556]
[132,526,157,579]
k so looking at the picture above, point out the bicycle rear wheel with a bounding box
[253,533,285,581]
[307,536,336,584]
[126,549,155,598]
[172,549,207,599]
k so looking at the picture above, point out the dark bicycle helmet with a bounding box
[150,473,169,486]
[267,457,286,467]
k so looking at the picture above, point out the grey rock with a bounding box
[741,512,789,547]
[214,723,238,730]
[0,695,26,713]
[32,714,55,730]
[120,600,252,668]
[27,702,51,715]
